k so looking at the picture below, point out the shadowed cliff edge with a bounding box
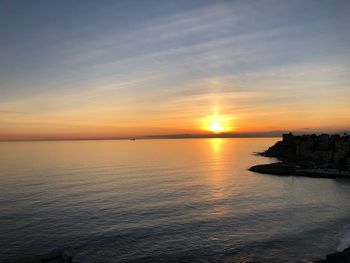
[249,133,350,179]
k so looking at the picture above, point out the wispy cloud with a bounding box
[1,0,349,137]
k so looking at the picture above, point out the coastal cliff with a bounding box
[264,133,350,167]
[249,133,350,178]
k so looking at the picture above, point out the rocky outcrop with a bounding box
[249,133,350,178]
[249,163,296,175]
[249,163,350,178]
[314,247,350,263]
[17,250,72,263]
[263,133,350,169]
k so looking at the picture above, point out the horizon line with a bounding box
[1,130,349,142]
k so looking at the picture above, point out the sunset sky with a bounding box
[1,0,350,140]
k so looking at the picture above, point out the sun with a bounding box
[209,120,225,133]
[202,114,234,134]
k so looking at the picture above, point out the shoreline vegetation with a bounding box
[249,133,350,179]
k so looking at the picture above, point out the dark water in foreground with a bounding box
[1,138,350,263]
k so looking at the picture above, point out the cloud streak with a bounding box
[0,0,349,138]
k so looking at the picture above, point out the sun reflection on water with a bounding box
[206,138,228,204]
[210,138,224,157]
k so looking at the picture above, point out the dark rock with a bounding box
[249,162,350,179]
[326,252,348,262]
[16,249,72,263]
[249,163,296,175]
[263,133,350,168]
[250,133,350,179]
[315,247,350,262]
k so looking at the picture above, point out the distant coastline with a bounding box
[2,130,350,142]
[0,131,284,142]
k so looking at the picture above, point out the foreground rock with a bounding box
[17,249,72,263]
[249,163,350,178]
[250,133,350,178]
[314,247,350,263]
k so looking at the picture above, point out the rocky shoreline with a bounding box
[249,133,350,262]
[18,247,350,263]
[249,162,350,179]
[17,250,72,263]
[314,247,350,263]
[249,133,350,179]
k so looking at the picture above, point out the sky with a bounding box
[0,0,350,140]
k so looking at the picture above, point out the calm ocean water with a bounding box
[1,138,350,263]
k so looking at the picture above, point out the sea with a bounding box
[1,138,350,263]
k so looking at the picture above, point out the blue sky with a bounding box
[0,0,349,139]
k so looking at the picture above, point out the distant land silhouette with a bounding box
[1,130,350,142]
